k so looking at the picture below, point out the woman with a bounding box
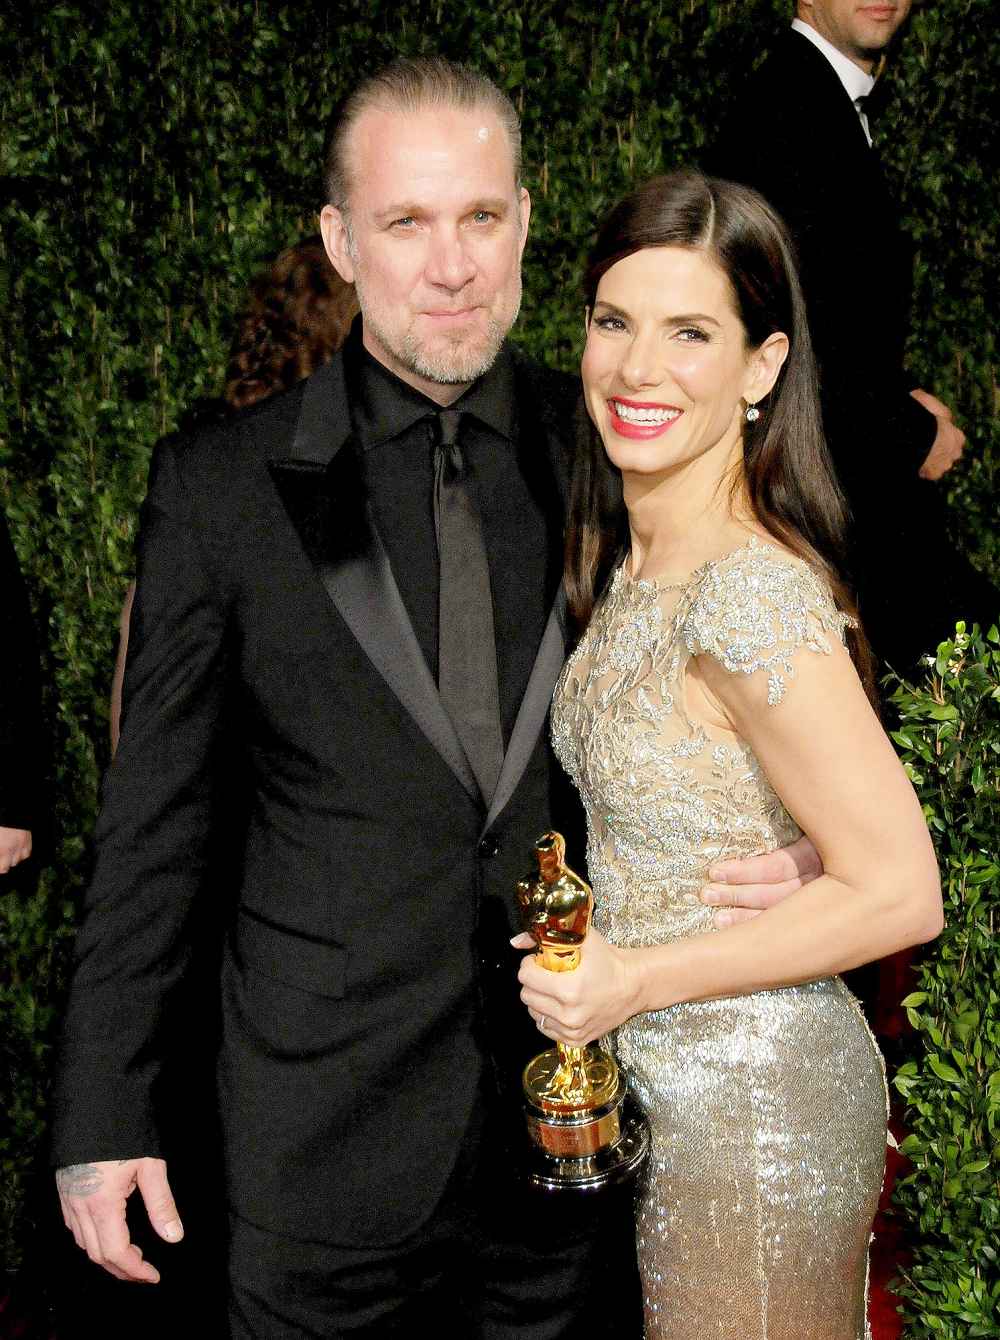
[516,173,942,1338]
[109,237,357,749]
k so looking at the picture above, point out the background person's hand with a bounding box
[700,835,823,927]
[912,388,966,480]
[56,1157,183,1283]
[0,826,31,873]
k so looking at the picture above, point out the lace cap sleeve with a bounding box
[681,541,853,706]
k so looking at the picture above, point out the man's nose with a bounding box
[425,228,477,290]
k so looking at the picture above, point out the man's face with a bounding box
[798,0,912,68]
[321,102,530,405]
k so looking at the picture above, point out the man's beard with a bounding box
[354,274,520,386]
[397,312,510,385]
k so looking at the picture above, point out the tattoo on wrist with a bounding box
[56,1163,104,1197]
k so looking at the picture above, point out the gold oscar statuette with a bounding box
[515,832,650,1191]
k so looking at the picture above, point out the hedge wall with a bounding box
[1,0,997,1330]
[891,627,1000,1337]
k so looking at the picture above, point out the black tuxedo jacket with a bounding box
[707,29,934,504]
[51,348,586,1247]
[0,508,42,832]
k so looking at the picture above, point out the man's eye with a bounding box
[391,216,416,229]
[472,210,495,224]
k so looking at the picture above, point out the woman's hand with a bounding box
[513,928,647,1045]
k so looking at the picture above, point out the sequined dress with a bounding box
[550,539,887,1340]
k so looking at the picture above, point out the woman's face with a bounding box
[581,245,782,486]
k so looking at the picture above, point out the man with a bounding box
[707,0,997,672]
[53,58,814,1336]
[1,506,41,874]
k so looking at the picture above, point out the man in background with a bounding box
[708,0,997,673]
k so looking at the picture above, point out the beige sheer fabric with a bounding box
[551,539,887,1339]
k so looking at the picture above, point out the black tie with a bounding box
[855,95,873,145]
[432,409,503,802]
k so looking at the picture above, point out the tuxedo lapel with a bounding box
[268,350,580,819]
[482,589,567,834]
[480,357,578,830]
[786,32,876,161]
[267,356,479,802]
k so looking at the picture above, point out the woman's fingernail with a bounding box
[708,867,728,883]
[714,911,734,928]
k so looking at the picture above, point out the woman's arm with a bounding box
[519,631,942,1045]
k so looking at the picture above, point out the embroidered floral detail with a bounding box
[551,540,850,949]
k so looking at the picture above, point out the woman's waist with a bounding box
[618,974,871,1043]
[613,976,886,1112]
[587,823,802,917]
[595,899,716,947]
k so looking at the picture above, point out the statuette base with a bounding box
[523,1091,650,1192]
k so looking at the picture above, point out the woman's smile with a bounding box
[607,397,684,439]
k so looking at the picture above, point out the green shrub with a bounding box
[892,624,1000,1337]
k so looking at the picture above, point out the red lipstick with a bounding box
[607,397,683,441]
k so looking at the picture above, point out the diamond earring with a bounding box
[745,403,760,423]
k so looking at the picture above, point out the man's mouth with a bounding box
[422,307,480,320]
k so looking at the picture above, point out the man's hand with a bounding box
[0,826,31,873]
[911,387,966,480]
[700,835,823,928]
[56,1157,183,1283]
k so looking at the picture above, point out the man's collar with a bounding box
[790,18,876,104]
[449,343,517,442]
[343,319,436,450]
[343,316,517,450]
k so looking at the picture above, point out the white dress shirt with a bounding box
[791,17,876,145]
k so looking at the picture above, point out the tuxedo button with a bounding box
[477,835,500,859]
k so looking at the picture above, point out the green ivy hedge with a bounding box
[891,625,1000,1338]
[1,1,997,1329]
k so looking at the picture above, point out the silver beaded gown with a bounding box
[550,538,888,1340]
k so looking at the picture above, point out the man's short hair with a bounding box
[323,56,522,209]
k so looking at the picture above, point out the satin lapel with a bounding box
[267,357,479,802]
[312,520,479,802]
[482,588,568,834]
[480,358,579,831]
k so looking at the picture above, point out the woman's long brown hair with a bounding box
[566,171,877,701]
[225,236,358,409]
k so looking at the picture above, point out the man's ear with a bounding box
[746,331,790,404]
[320,204,356,284]
[517,187,532,257]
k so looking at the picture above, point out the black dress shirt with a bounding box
[343,322,557,744]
